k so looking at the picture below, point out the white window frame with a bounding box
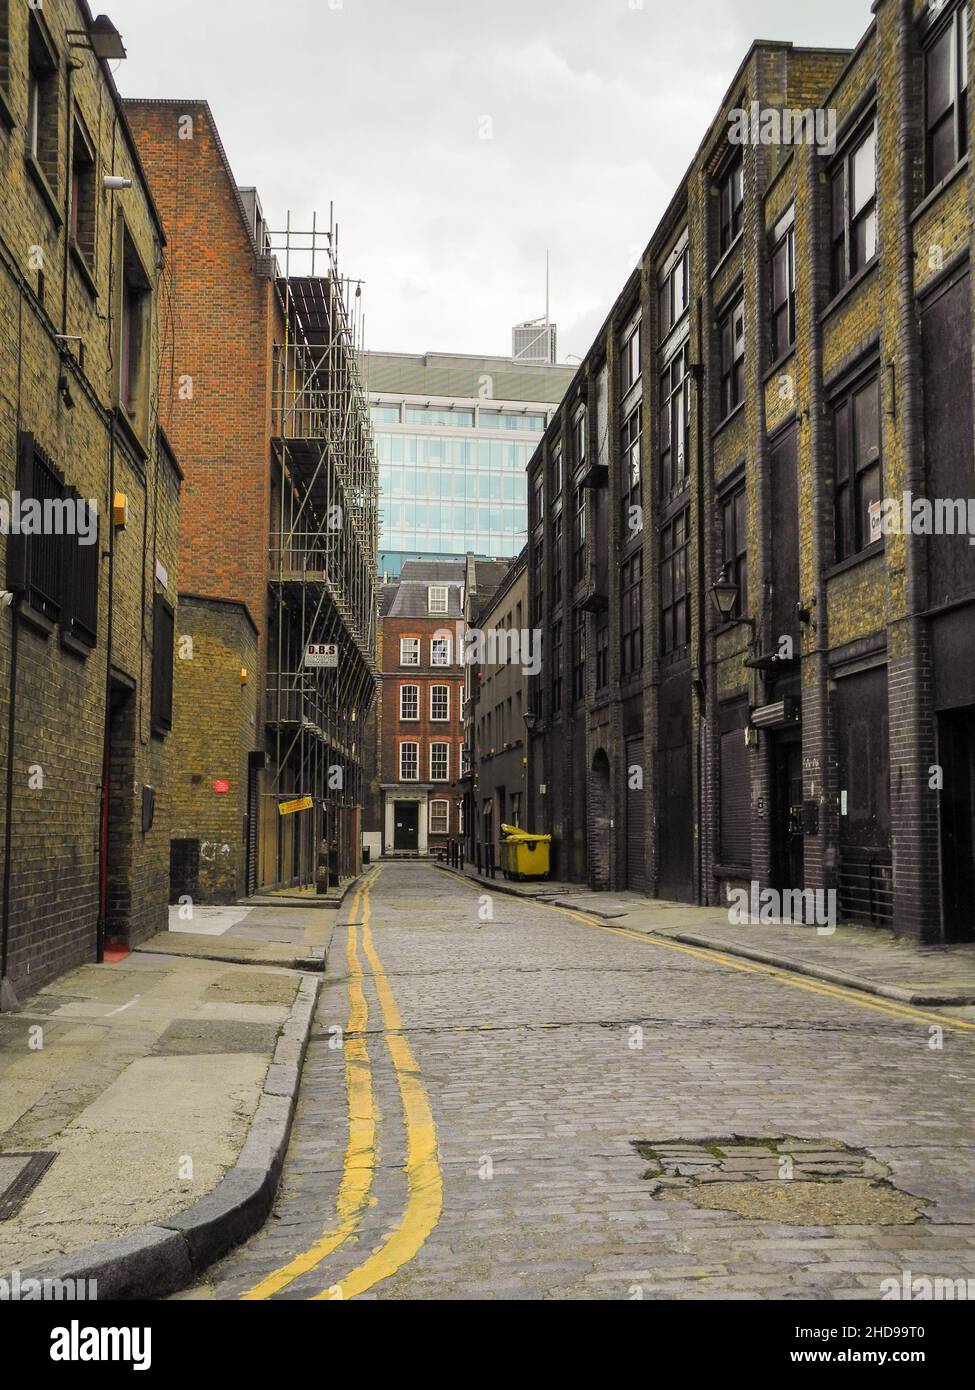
[428,585,449,613]
[429,799,449,835]
[400,637,420,666]
[431,636,451,666]
[430,684,450,721]
[459,688,466,722]
[399,741,419,781]
[400,684,419,721]
[430,742,449,781]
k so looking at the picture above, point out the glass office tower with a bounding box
[361,352,575,577]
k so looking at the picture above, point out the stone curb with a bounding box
[434,864,975,1006]
[236,873,364,911]
[17,973,321,1300]
[134,941,326,972]
[663,931,975,1007]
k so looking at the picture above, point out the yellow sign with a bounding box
[278,795,314,817]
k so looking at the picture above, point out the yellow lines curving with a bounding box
[241,872,382,1300]
[242,863,443,1301]
[312,920,443,1300]
[438,865,975,1037]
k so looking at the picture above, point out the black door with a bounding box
[625,738,647,891]
[394,803,419,851]
[938,708,975,943]
[772,735,803,891]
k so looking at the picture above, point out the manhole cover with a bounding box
[633,1137,926,1226]
[0,1151,57,1220]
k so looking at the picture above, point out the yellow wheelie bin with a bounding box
[499,823,551,881]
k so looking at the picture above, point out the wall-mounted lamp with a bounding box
[709,564,755,637]
[67,16,127,61]
[103,175,133,191]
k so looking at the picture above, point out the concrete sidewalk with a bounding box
[0,915,328,1296]
[442,864,975,1007]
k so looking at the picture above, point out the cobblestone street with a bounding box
[192,862,975,1301]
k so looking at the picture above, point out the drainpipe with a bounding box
[97,114,121,964]
[0,293,25,1011]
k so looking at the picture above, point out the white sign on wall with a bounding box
[305,643,338,668]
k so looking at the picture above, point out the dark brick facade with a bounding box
[0,0,180,996]
[528,0,975,943]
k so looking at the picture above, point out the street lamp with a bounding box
[709,564,755,637]
[72,16,127,60]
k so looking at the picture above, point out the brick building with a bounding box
[528,0,974,943]
[377,561,466,855]
[463,548,531,869]
[0,1,181,999]
[124,100,378,899]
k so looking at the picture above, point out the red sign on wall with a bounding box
[213,780,230,794]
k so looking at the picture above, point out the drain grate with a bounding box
[633,1136,926,1226]
[0,1151,57,1221]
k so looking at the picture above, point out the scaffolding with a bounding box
[265,209,379,881]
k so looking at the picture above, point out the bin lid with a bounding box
[500,823,552,843]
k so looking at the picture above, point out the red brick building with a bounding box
[379,562,466,854]
[125,99,377,898]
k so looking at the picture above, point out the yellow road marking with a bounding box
[439,866,975,1037]
[312,919,443,1301]
[241,872,382,1300]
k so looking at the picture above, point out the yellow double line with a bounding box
[440,865,975,1038]
[243,866,443,1301]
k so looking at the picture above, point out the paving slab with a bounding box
[0,947,318,1288]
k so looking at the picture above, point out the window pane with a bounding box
[927,26,953,123]
[857,462,881,546]
[930,114,957,184]
[854,378,880,466]
[851,129,876,214]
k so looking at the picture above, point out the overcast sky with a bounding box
[108,0,869,362]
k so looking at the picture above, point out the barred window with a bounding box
[151,595,175,736]
[429,800,449,835]
[620,319,641,393]
[431,636,451,666]
[400,684,419,720]
[551,619,563,714]
[400,637,419,666]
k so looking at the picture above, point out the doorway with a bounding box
[938,708,975,943]
[589,749,611,890]
[771,734,803,892]
[102,677,135,950]
[394,802,419,851]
